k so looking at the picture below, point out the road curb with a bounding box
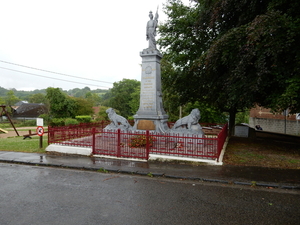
[1,159,299,189]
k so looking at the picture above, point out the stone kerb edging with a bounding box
[46,144,92,156]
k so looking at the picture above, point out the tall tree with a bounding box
[161,53,227,123]
[128,86,140,117]
[158,0,300,134]
[46,88,78,118]
[104,79,140,118]
[85,92,102,106]
[5,90,20,106]
[29,93,47,104]
[74,97,94,116]
[0,96,4,105]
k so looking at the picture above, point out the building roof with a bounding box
[250,105,297,121]
[14,101,29,106]
[13,103,47,118]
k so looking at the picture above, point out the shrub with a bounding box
[20,120,36,127]
[49,118,65,127]
[64,118,79,126]
[75,115,92,123]
[129,134,155,148]
[97,106,110,121]
[39,114,50,125]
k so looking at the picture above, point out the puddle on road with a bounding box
[91,157,149,168]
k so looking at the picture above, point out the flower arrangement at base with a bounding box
[128,135,155,148]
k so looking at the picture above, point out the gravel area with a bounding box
[0,127,37,138]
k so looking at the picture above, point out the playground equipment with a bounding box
[0,105,19,136]
[0,127,8,134]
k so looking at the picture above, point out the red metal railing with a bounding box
[149,132,219,160]
[48,122,228,161]
[93,129,150,159]
[48,121,109,147]
[217,123,228,159]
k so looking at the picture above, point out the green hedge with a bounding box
[49,116,93,127]
[49,118,65,127]
[75,115,92,123]
[65,118,79,126]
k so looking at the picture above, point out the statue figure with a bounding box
[146,8,159,49]
[172,109,201,130]
[105,108,131,130]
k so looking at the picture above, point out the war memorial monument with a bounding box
[105,9,204,137]
[131,10,169,133]
[46,9,212,158]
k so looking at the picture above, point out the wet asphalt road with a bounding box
[0,163,299,225]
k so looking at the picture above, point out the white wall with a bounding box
[249,117,300,135]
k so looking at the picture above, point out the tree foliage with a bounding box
[102,79,140,118]
[73,97,94,116]
[161,48,227,123]
[158,0,300,134]
[97,106,110,121]
[85,92,102,106]
[0,96,4,105]
[29,93,48,104]
[129,86,140,116]
[184,101,227,123]
[0,86,107,107]
[46,88,78,118]
[5,90,20,106]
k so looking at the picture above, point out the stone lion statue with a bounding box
[172,108,201,130]
[105,108,131,130]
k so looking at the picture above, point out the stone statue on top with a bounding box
[146,7,159,50]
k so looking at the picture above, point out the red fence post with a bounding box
[146,130,150,160]
[48,126,50,145]
[216,123,228,161]
[92,127,96,155]
[117,129,121,157]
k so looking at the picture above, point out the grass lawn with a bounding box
[223,136,300,169]
[0,136,48,153]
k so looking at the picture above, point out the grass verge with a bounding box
[223,137,300,169]
[0,136,47,153]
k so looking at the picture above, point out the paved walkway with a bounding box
[0,151,299,189]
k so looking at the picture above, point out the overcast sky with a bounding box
[0,0,191,91]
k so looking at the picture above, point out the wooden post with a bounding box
[39,136,43,148]
[0,105,19,136]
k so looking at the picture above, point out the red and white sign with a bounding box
[36,126,44,136]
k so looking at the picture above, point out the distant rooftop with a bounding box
[14,101,29,106]
[13,103,47,118]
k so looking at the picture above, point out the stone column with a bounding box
[133,49,169,133]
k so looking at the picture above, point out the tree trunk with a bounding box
[228,108,237,137]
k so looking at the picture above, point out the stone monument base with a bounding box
[132,47,169,133]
